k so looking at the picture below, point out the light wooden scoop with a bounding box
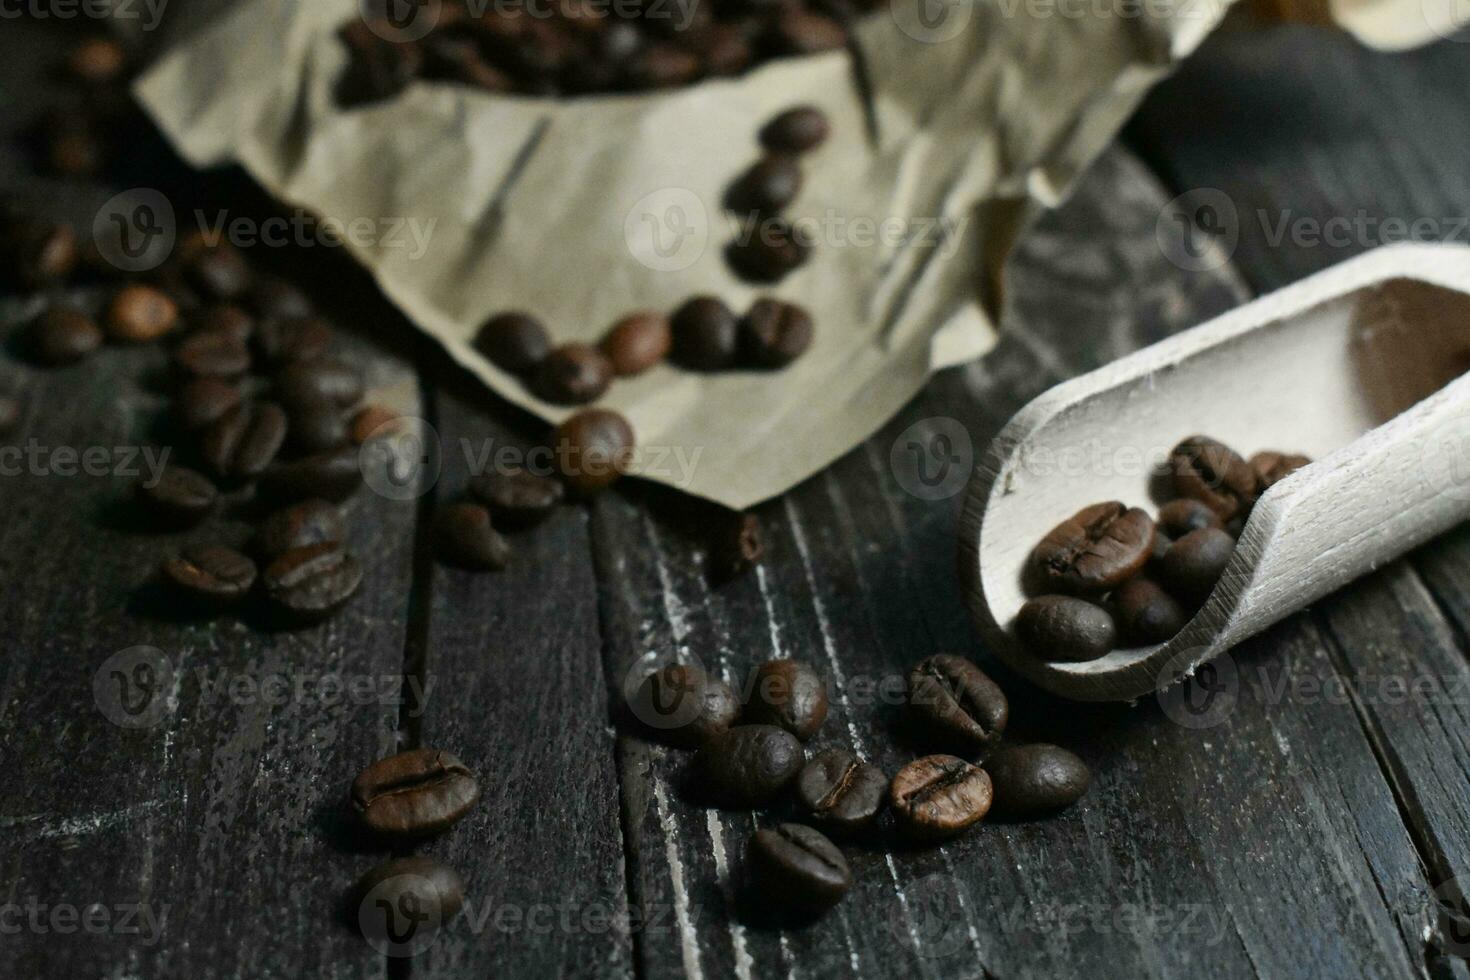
[959,243,1470,701]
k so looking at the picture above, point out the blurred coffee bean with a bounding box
[247,275,313,322]
[1159,527,1236,607]
[174,330,251,379]
[622,43,701,90]
[725,156,802,215]
[162,545,257,605]
[740,298,813,367]
[275,358,364,408]
[0,396,21,435]
[710,512,763,581]
[1016,595,1117,662]
[137,466,218,527]
[435,502,512,571]
[726,218,811,283]
[742,659,828,741]
[692,724,805,807]
[746,824,851,918]
[760,106,830,154]
[255,499,347,560]
[200,402,288,480]
[337,21,424,106]
[354,857,465,942]
[766,11,848,54]
[287,397,350,456]
[188,244,252,301]
[351,405,400,445]
[196,304,255,345]
[984,744,1091,818]
[475,311,550,375]
[628,662,741,748]
[9,220,77,290]
[533,343,613,404]
[600,311,671,377]
[1250,450,1311,490]
[263,542,363,623]
[258,446,364,503]
[176,378,242,431]
[553,409,635,495]
[469,467,565,528]
[106,285,178,343]
[255,316,333,365]
[28,308,101,365]
[1157,498,1221,538]
[1114,577,1186,645]
[671,296,739,370]
[65,37,128,85]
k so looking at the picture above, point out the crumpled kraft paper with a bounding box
[135,0,1235,509]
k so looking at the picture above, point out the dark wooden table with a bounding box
[6,15,1470,980]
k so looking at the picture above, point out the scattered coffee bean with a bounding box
[161,545,257,604]
[552,409,635,496]
[760,106,830,155]
[137,465,218,527]
[258,446,365,503]
[1251,450,1311,490]
[263,542,364,623]
[740,298,813,368]
[726,219,811,283]
[1032,501,1156,594]
[468,467,564,528]
[350,404,399,444]
[600,311,671,377]
[671,296,739,370]
[476,311,550,375]
[1114,577,1187,645]
[247,275,313,322]
[1157,498,1222,538]
[742,659,828,741]
[692,724,805,807]
[355,856,465,943]
[725,156,803,215]
[890,755,993,841]
[8,220,76,290]
[105,285,178,343]
[28,308,101,365]
[352,748,481,838]
[710,512,763,581]
[1159,527,1236,607]
[65,36,128,85]
[906,654,1008,752]
[254,316,333,365]
[533,343,613,404]
[746,824,851,917]
[1169,435,1258,521]
[628,662,742,748]
[176,378,243,431]
[195,304,255,344]
[795,749,887,833]
[255,499,347,560]
[435,502,511,571]
[200,401,288,480]
[174,330,251,378]
[622,43,701,90]
[287,397,350,456]
[984,744,1090,818]
[188,244,252,301]
[1016,595,1117,662]
[275,357,364,408]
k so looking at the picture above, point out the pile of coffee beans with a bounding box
[338,1,882,106]
[724,105,829,284]
[628,651,1089,920]
[1017,435,1311,661]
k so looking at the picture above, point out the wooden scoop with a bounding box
[959,243,1470,701]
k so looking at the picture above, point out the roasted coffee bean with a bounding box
[766,10,848,55]
[906,654,1008,752]
[337,21,424,106]
[174,330,251,378]
[258,446,365,503]
[628,663,741,748]
[703,25,753,76]
[760,106,830,155]
[710,512,763,581]
[200,401,288,480]
[256,499,346,560]
[1016,595,1117,662]
[890,755,992,841]
[254,316,333,365]
[137,466,218,527]
[600,311,671,377]
[195,304,254,344]
[743,660,828,741]
[188,244,251,301]
[351,404,399,444]
[746,824,851,917]
[622,43,701,90]
[984,744,1090,818]
[468,467,565,528]
[287,397,350,456]
[1114,577,1186,645]
[533,343,613,404]
[352,748,481,838]
[726,219,811,283]
[435,502,511,571]
[795,749,887,832]
[671,296,739,370]
[176,378,243,431]
[552,409,635,496]
[1157,498,1222,538]
[247,275,312,322]
[28,308,101,365]
[65,36,128,85]
[1151,529,1172,565]
[1169,435,1258,520]
[725,156,803,215]
[355,856,465,944]
[46,126,103,179]
[1159,527,1236,607]
[264,542,363,623]
[8,220,76,290]
[692,724,805,807]
[275,357,363,408]
[162,545,257,604]
[1032,501,1156,594]
[105,285,178,343]
[475,311,550,375]
[740,298,813,368]
[1250,450,1311,490]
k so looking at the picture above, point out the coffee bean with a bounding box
[1032,501,1155,594]
[671,296,739,370]
[337,21,423,106]
[628,662,741,748]
[725,156,803,215]
[692,724,804,807]
[352,748,481,838]
[258,446,365,503]
[984,744,1090,818]
[552,409,635,496]
[746,824,851,917]
[435,502,511,571]
[176,378,242,431]
[200,401,288,480]
[760,106,830,155]
[475,311,550,374]
[254,316,333,365]
[742,660,828,741]
[702,25,752,76]
[162,545,257,604]
[355,856,465,944]
[1159,527,1235,607]
[275,357,364,408]
[195,304,255,344]
[188,244,252,301]
[726,219,811,283]
[137,465,218,527]
[622,43,701,90]
[1169,435,1258,521]
[1151,529,1172,565]
[286,397,349,456]
[600,311,671,377]
[350,404,399,444]
[1016,595,1117,662]
[65,37,128,85]
[795,749,887,832]
[1157,498,1221,538]
[533,343,613,404]
[105,285,178,343]
[890,755,992,841]
[47,126,103,179]
[766,10,848,55]
[264,542,364,623]
[8,220,76,290]
[906,654,1008,752]
[740,298,813,368]
[710,512,762,582]
[1114,577,1186,645]
[255,499,346,559]
[468,467,564,528]
[28,308,101,365]
[174,330,251,379]
[1250,450,1311,491]
[247,275,312,322]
